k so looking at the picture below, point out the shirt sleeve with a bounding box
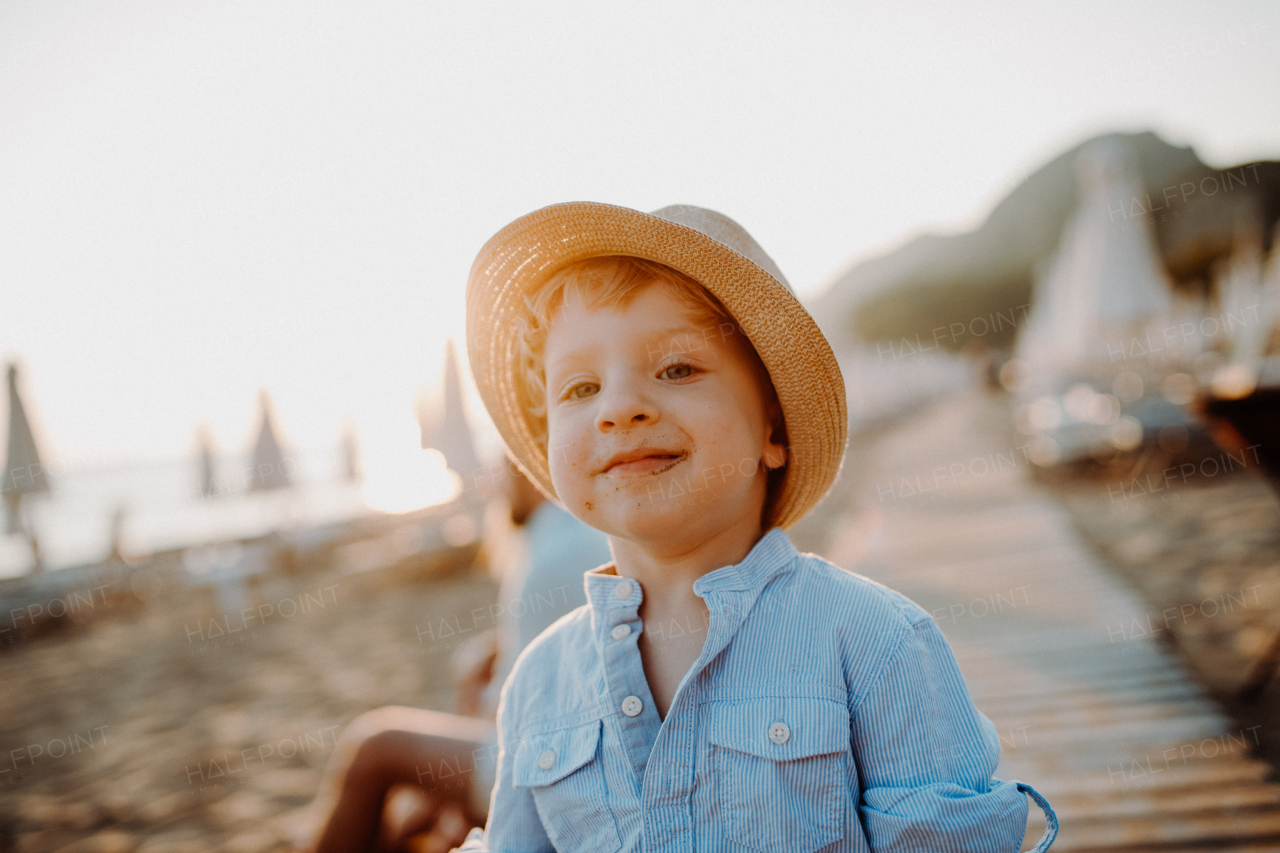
[850,614,1032,852]
[455,680,555,852]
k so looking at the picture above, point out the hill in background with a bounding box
[809,131,1280,354]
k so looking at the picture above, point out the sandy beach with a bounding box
[0,541,496,853]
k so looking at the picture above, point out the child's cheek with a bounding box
[546,419,592,502]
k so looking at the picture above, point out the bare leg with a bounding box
[306,707,497,853]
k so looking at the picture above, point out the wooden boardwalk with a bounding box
[832,391,1280,851]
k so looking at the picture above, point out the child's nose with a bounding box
[596,384,658,432]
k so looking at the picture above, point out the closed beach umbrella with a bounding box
[196,425,219,498]
[340,423,362,483]
[249,391,292,491]
[418,340,481,478]
[1016,137,1174,379]
[3,363,49,569]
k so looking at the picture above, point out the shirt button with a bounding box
[611,624,632,640]
[621,695,643,717]
[615,581,633,599]
[769,722,790,745]
[538,749,556,770]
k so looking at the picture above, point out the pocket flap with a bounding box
[513,718,603,787]
[709,697,848,761]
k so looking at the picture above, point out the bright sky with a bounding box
[3,1,1278,474]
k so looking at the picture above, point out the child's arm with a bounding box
[851,614,1055,852]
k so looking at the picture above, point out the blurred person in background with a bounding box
[298,466,610,853]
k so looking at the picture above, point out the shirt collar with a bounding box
[692,527,797,595]
[582,527,798,612]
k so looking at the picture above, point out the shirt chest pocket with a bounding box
[708,698,853,853]
[513,718,622,853]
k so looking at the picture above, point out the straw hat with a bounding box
[465,201,847,530]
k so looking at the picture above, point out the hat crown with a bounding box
[648,205,793,294]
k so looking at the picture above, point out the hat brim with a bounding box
[466,201,846,530]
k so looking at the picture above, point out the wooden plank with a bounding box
[997,759,1274,797]
[848,392,1280,850]
[1039,810,1280,850]
[1047,785,1280,820]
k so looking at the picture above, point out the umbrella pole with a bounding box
[7,492,44,574]
[26,524,43,574]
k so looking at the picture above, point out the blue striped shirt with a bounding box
[458,528,1057,852]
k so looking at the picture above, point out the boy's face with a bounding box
[543,281,786,550]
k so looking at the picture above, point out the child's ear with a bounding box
[762,441,788,471]
[762,401,788,470]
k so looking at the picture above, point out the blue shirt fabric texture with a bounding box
[458,528,1057,853]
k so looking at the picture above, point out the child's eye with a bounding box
[659,362,695,381]
[566,382,599,400]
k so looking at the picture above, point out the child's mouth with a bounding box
[602,451,685,476]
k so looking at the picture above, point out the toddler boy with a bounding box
[458,203,1056,852]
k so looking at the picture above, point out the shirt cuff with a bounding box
[861,778,1041,852]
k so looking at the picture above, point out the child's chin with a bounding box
[606,495,708,537]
